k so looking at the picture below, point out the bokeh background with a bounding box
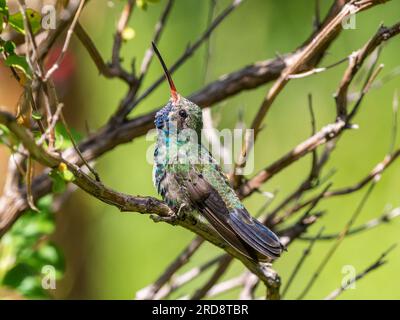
[1,0,400,299]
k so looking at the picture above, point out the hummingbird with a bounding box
[152,42,284,262]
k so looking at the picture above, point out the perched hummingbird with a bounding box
[152,43,284,262]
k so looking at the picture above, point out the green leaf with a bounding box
[0,0,8,18]
[54,123,83,150]
[2,263,35,288]
[4,41,16,54]
[18,214,54,238]
[48,169,66,194]
[0,123,18,147]
[32,111,42,120]
[0,194,63,299]
[18,275,48,299]
[36,195,53,214]
[4,54,32,78]
[37,243,65,271]
[59,168,75,182]
[10,206,55,240]
[8,9,42,35]
[0,123,10,137]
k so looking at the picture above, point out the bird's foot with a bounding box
[150,204,187,224]
[176,203,187,219]
[150,214,178,223]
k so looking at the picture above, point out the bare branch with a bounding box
[300,207,400,241]
[238,21,400,199]
[239,272,259,300]
[236,0,391,177]
[75,23,115,78]
[288,149,400,216]
[108,0,136,83]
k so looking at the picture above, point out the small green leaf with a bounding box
[0,123,18,147]
[0,193,63,300]
[0,123,10,137]
[0,0,8,18]
[59,168,75,182]
[8,9,42,35]
[48,170,66,194]
[2,263,36,291]
[4,54,32,78]
[32,111,42,120]
[18,276,48,299]
[54,123,82,150]
[37,243,65,271]
[4,41,16,54]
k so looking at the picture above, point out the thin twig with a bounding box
[16,0,43,78]
[75,23,115,78]
[286,149,400,216]
[390,90,398,154]
[281,227,324,298]
[139,0,174,79]
[111,0,135,71]
[59,112,101,182]
[136,236,204,300]
[239,272,259,300]
[300,207,400,241]
[44,0,86,81]
[324,244,397,300]
[235,1,390,179]
[150,255,224,300]
[207,274,247,298]
[116,0,245,120]
[26,156,38,211]
[297,182,376,299]
[37,103,64,146]
[191,255,233,300]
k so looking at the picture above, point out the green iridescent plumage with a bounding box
[152,43,284,262]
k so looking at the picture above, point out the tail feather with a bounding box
[228,209,284,260]
[181,169,284,262]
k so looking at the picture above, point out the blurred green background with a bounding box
[36,0,400,299]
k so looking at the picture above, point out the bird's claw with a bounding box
[150,204,187,223]
[176,203,186,219]
[150,214,178,223]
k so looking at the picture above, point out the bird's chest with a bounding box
[153,165,192,209]
[153,143,194,208]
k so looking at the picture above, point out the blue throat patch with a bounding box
[154,103,173,129]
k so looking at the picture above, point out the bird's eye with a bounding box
[179,110,188,119]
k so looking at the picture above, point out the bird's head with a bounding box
[153,43,203,136]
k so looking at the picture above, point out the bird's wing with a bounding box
[181,167,258,261]
[181,165,283,261]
